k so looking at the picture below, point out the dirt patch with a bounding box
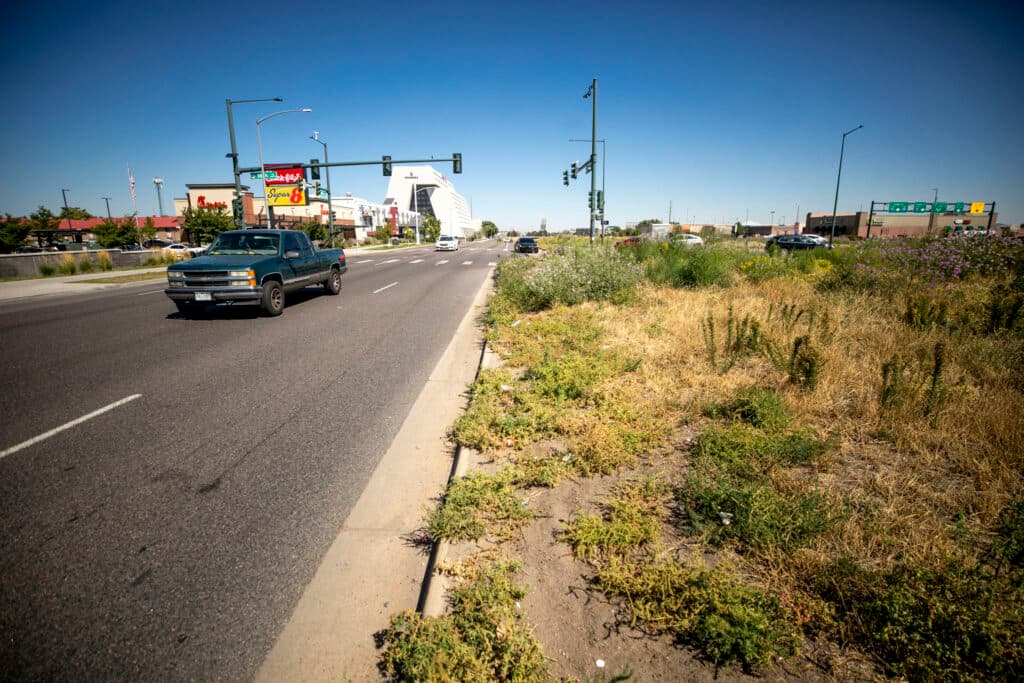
[509,440,874,682]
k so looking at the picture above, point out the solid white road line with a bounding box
[0,394,143,460]
[372,282,398,294]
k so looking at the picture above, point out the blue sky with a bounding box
[3,0,1022,230]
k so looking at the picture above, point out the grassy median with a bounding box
[379,233,1024,681]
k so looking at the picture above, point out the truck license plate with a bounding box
[194,292,212,301]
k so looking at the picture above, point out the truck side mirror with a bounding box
[284,249,301,259]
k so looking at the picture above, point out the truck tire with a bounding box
[261,280,284,316]
[324,268,342,295]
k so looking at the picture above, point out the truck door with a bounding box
[281,231,310,285]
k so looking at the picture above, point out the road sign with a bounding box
[931,202,948,213]
[970,202,985,214]
[913,202,928,213]
[889,201,909,213]
[953,202,965,213]
[264,164,306,186]
[250,171,278,180]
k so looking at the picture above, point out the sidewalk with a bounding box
[0,267,170,302]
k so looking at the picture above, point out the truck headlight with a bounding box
[229,269,257,286]
[168,271,184,279]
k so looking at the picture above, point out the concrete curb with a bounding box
[417,335,505,618]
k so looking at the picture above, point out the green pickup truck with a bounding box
[165,229,347,317]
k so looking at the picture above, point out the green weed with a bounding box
[702,387,790,432]
[379,561,547,682]
[596,558,799,670]
[426,470,536,542]
[38,264,56,277]
[561,478,670,561]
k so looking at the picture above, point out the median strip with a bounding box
[0,394,143,460]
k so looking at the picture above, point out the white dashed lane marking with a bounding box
[373,282,398,294]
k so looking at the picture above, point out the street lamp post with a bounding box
[570,137,606,237]
[310,132,334,243]
[61,188,72,232]
[256,107,312,229]
[829,124,864,247]
[226,97,283,229]
[153,178,164,216]
[102,196,112,220]
[932,187,938,203]
[769,209,775,229]
[582,79,597,244]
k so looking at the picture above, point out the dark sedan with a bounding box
[767,235,830,252]
[514,237,539,253]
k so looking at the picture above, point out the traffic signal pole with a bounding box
[589,78,597,245]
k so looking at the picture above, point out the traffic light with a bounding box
[310,159,320,180]
[588,191,594,210]
[382,155,392,176]
[562,171,569,186]
[597,190,604,211]
[571,162,578,180]
[231,197,243,223]
[453,152,462,174]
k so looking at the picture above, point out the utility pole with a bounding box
[61,189,72,231]
[583,79,598,244]
[102,196,112,220]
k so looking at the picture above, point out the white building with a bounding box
[385,165,479,238]
[330,193,419,243]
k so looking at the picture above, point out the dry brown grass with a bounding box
[575,278,1022,574]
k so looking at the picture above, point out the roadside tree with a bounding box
[301,220,328,243]
[481,220,498,238]
[93,218,139,249]
[182,206,233,245]
[60,207,93,220]
[422,215,442,242]
[0,214,31,253]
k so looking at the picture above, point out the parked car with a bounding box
[165,243,206,257]
[514,237,539,253]
[672,233,704,247]
[614,236,641,249]
[766,234,830,252]
[435,235,459,251]
[143,239,173,249]
[15,245,44,253]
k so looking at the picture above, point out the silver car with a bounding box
[435,235,459,251]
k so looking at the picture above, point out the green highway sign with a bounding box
[889,201,909,213]
[953,202,965,213]
[913,202,928,213]
[931,202,948,213]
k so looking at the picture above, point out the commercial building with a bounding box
[384,165,479,238]
[804,204,998,239]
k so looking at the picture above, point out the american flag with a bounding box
[128,167,136,200]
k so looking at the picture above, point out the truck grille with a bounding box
[179,271,233,287]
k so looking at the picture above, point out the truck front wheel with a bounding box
[324,268,342,295]
[261,280,284,316]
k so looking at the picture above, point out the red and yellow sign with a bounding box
[970,202,985,215]
[267,184,307,206]
[264,164,306,186]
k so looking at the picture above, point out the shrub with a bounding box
[96,250,114,271]
[596,559,798,669]
[57,254,77,275]
[815,556,1024,680]
[78,258,94,273]
[644,243,737,288]
[38,264,56,277]
[379,561,547,682]
[425,470,536,542]
[703,387,790,432]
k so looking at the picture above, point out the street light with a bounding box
[61,189,72,232]
[310,131,334,243]
[153,178,164,216]
[932,187,938,203]
[102,196,112,220]
[769,209,775,228]
[256,107,312,229]
[225,96,283,228]
[829,124,864,247]
[570,137,606,237]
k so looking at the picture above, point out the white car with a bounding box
[435,235,459,251]
[674,233,704,247]
[165,243,205,258]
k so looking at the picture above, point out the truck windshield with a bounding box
[208,233,280,255]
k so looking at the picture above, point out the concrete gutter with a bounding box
[256,267,495,682]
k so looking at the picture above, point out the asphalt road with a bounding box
[0,240,506,680]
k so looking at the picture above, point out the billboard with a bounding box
[267,185,308,207]
[264,163,306,186]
